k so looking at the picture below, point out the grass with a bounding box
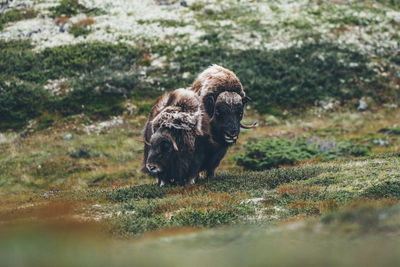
[1,107,399,238]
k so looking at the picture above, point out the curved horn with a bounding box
[166,134,179,151]
[143,139,151,146]
[240,122,258,129]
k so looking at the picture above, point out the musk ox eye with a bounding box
[161,141,172,151]
[217,105,229,114]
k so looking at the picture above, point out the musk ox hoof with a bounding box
[157,178,166,187]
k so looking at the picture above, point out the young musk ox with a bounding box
[190,64,257,178]
[142,89,211,186]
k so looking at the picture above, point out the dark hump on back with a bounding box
[166,88,200,113]
[148,93,169,121]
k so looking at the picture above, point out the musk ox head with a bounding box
[145,128,178,176]
[205,91,251,144]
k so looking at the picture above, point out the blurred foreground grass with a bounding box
[2,206,400,267]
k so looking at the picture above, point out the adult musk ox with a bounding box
[142,89,210,186]
[190,64,256,178]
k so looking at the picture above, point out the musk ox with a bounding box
[142,89,210,186]
[190,64,256,178]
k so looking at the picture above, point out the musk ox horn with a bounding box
[243,96,252,104]
[143,139,151,146]
[166,134,179,151]
[240,122,258,129]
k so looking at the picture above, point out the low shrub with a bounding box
[235,139,319,171]
[0,81,49,130]
[49,0,104,18]
[0,37,395,130]
[68,25,92,37]
[167,41,390,113]
[0,8,38,30]
[235,138,371,171]
[0,41,141,84]
[362,181,400,199]
[69,148,94,159]
[0,41,144,129]
[376,0,400,10]
[170,208,241,228]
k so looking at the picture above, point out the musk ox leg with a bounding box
[206,169,215,179]
[157,177,167,187]
[187,175,199,185]
[206,146,229,179]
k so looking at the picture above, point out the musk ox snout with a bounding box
[146,163,161,174]
[224,132,238,144]
[223,125,239,143]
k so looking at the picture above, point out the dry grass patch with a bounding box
[75,17,96,27]
[54,15,70,25]
[276,184,320,199]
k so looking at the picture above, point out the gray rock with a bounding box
[27,28,42,37]
[373,139,389,146]
[60,23,71,33]
[357,98,368,111]
[155,0,177,5]
[63,133,72,140]
[0,133,5,143]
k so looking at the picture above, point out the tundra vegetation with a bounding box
[1,0,400,266]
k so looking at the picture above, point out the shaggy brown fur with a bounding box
[190,65,255,178]
[142,89,210,186]
[191,64,245,98]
